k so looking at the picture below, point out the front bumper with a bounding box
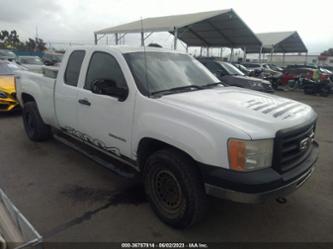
[200,141,319,203]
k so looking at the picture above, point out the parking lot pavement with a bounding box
[0,91,332,243]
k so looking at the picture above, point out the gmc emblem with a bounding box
[299,131,315,151]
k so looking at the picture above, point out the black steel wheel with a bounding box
[144,149,207,228]
[22,102,52,141]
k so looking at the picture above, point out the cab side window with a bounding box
[84,52,127,91]
[64,50,85,87]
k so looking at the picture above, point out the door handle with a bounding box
[78,98,91,106]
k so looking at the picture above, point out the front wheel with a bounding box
[144,149,208,229]
[22,102,52,141]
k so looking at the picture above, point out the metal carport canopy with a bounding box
[246,31,308,53]
[94,9,262,48]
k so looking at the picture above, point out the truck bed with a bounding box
[16,69,58,126]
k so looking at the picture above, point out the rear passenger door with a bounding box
[55,50,85,131]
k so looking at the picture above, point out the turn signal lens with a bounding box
[228,139,246,171]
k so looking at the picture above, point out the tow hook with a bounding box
[276,197,287,204]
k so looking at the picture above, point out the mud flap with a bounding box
[0,189,42,249]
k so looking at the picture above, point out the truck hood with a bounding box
[159,87,316,139]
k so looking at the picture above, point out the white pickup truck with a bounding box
[16,46,319,228]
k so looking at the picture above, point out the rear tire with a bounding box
[144,149,208,229]
[22,102,52,141]
[319,86,330,97]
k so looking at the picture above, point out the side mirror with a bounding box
[91,79,128,101]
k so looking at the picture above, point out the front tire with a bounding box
[144,149,207,228]
[22,102,52,141]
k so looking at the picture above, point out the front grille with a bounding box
[273,120,316,173]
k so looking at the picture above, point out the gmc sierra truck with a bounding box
[16,46,319,228]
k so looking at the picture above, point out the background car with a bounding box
[0,60,25,112]
[280,67,331,85]
[0,49,16,61]
[268,64,284,72]
[242,63,281,78]
[16,56,44,73]
[198,58,274,93]
[42,51,64,66]
[232,63,253,75]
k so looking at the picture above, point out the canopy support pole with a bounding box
[282,53,286,66]
[200,47,203,57]
[141,32,144,47]
[259,46,263,63]
[207,47,210,57]
[243,47,247,62]
[94,33,98,45]
[173,27,178,50]
[270,47,274,63]
[220,48,223,58]
[305,52,308,65]
[230,48,234,62]
[115,33,119,45]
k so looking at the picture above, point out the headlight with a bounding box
[228,139,273,171]
[0,91,8,99]
[250,82,263,88]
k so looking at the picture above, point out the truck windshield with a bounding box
[124,52,220,96]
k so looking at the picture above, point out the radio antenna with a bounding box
[140,17,150,97]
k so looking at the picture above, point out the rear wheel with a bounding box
[144,149,207,229]
[22,102,52,141]
[319,85,330,97]
[287,80,297,90]
[304,86,315,95]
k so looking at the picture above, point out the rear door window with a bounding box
[64,50,85,87]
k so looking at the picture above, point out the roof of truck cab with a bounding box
[68,45,187,54]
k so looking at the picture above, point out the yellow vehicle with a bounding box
[0,60,21,112]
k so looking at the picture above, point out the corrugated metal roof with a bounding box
[95,9,262,48]
[246,31,307,53]
[95,9,229,34]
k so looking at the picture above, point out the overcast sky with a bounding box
[0,0,332,53]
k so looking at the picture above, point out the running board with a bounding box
[54,132,139,179]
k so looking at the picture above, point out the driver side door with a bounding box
[76,50,134,159]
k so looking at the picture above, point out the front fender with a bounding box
[135,112,217,163]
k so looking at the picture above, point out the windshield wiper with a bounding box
[151,85,203,96]
[201,82,224,88]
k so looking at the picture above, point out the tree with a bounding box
[35,38,46,51]
[0,30,20,49]
[0,29,46,51]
